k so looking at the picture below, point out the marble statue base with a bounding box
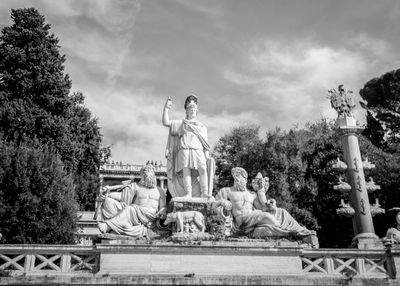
[167,196,226,239]
[97,196,319,248]
[97,242,304,275]
[251,228,319,248]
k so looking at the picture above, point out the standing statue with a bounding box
[162,95,215,198]
[97,164,166,237]
[216,167,315,238]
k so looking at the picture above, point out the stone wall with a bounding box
[1,243,400,285]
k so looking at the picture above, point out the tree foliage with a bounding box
[358,68,400,235]
[213,124,263,189]
[0,8,105,210]
[213,124,322,237]
[0,139,78,244]
[213,118,399,247]
[360,69,400,153]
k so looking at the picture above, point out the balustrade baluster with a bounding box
[355,257,365,274]
[24,254,35,272]
[61,254,71,272]
[323,256,334,273]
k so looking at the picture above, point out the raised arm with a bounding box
[162,96,172,127]
[103,184,125,192]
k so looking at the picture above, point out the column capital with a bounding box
[337,125,364,137]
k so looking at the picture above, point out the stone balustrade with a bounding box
[301,248,393,278]
[100,163,166,172]
[1,244,399,284]
[0,245,99,274]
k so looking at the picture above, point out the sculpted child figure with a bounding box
[162,95,214,198]
[97,164,166,237]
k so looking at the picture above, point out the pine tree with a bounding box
[360,69,400,154]
[0,8,104,210]
[0,139,78,244]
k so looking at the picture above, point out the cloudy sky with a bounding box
[1,0,399,164]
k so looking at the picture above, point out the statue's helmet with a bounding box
[184,94,198,110]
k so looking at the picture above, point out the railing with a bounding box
[0,245,99,274]
[100,163,166,172]
[0,245,396,278]
[301,248,393,278]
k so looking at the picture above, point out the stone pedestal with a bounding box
[167,197,227,239]
[169,197,214,212]
[97,243,304,275]
[353,233,384,250]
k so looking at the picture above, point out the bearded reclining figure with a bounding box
[96,164,166,238]
[216,167,315,238]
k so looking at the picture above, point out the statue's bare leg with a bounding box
[183,167,192,198]
[98,222,111,233]
[198,166,209,197]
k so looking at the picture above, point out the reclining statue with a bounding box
[216,167,315,238]
[96,164,166,237]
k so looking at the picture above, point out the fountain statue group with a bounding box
[97,95,316,244]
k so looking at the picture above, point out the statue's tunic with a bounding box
[169,119,209,172]
[217,187,313,237]
[101,183,158,237]
[165,119,210,197]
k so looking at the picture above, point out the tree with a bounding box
[0,139,78,244]
[297,120,351,247]
[213,124,320,234]
[213,118,400,247]
[213,124,263,190]
[358,135,400,237]
[359,69,400,238]
[360,69,400,153]
[0,8,105,210]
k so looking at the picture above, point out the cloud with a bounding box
[89,85,260,163]
[172,0,226,18]
[202,111,260,147]
[222,36,397,129]
[86,87,168,164]
[1,1,399,165]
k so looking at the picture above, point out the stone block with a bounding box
[337,116,357,127]
[97,244,303,275]
[354,237,384,250]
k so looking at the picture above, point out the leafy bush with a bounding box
[0,139,78,244]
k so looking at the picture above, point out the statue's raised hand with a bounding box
[164,96,172,109]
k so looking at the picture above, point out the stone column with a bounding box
[328,85,385,249]
[338,117,376,238]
